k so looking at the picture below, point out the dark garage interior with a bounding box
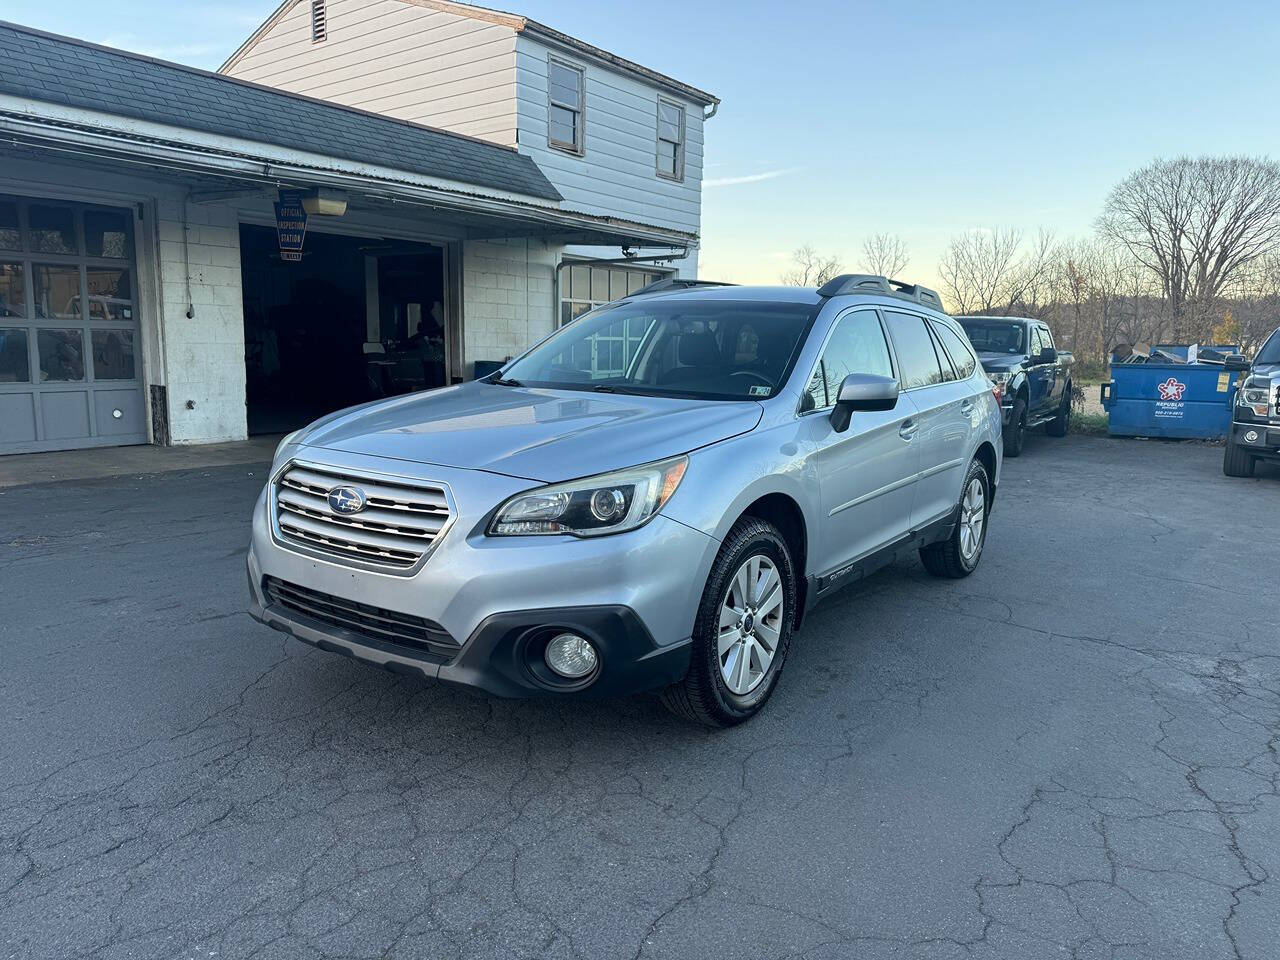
[239,224,447,435]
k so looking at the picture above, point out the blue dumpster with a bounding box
[1101,360,1242,438]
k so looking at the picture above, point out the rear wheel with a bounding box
[1003,398,1028,458]
[661,517,797,727]
[919,459,990,579]
[1045,383,1071,437]
[1223,436,1256,478]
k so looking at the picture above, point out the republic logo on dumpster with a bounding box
[1154,376,1187,418]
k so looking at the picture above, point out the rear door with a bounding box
[803,307,920,574]
[884,311,968,528]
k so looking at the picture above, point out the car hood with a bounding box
[976,353,1025,373]
[299,382,764,482]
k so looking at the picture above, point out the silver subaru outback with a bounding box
[247,275,1003,726]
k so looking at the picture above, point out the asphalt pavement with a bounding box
[2,434,1278,960]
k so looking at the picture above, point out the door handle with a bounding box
[899,420,917,441]
[960,399,975,415]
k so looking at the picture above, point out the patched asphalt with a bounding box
[2,435,1278,959]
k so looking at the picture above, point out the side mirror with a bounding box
[1224,354,1252,372]
[830,373,899,433]
[1037,347,1057,364]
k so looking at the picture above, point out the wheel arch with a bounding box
[974,440,998,508]
[738,492,809,629]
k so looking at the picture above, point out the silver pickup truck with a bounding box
[1224,327,1280,477]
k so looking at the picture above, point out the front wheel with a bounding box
[1045,383,1071,437]
[919,459,991,579]
[1004,398,1027,457]
[1223,436,1256,478]
[661,517,797,727]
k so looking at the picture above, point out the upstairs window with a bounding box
[548,59,585,155]
[311,0,328,43]
[656,99,685,181]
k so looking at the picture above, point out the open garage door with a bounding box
[240,225,448,435]
[0,196,146,454]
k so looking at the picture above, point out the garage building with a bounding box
[0,19,709,453]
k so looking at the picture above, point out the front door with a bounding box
[0,196,146,454]
[1026,325,1053,416]
[804,308,920,575]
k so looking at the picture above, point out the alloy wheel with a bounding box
[959,477,986,562]
[718,555,785,695]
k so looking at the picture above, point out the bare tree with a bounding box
[780,245,843,287]
[938,227,1057,316]
[1097,155,1280,341]
[860,233,910,279]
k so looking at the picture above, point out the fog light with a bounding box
[1245,430,1260,443]
[544,633,598,679]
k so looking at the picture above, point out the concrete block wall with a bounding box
[461,237,557,373]
[155,201,248,444]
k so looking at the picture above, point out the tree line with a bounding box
[781,155,1280,363]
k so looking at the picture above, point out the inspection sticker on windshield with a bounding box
[748,385,772,397]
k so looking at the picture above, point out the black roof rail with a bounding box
[629,278,738,297]
[816,274,946,313]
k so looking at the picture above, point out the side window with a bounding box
[931,321,978,379]
[930,326,958,382]
[1039,326,1055,350]
[548,59,585,155]
[884,311,945,390]
[807,309,893,409]
[1029,326,1045,358]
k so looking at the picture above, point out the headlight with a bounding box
[1239,376,1273,415]
[988,372,1010,399]
[274,429,304,462]
[488,456,689,537]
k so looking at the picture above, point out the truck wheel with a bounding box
[1003,398,1027,458]
[661,517,797,728]
[1045,384,1071,437]
[919,458,990,579]
[1223,436,1256,478]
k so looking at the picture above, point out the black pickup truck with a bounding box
[1223,325,1280,477]
[957,316,1075,457]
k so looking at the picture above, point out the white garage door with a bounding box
[0,196,147,454]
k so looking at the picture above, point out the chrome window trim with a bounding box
[268,457,458,578]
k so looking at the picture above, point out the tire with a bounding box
[661,517,797,728]
[1003,398,1028,458]
[1223,436,1256,478]
[919,459,991,579]
[1045,383,1071,437]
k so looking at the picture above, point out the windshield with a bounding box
[499,298,817,400]
[958,319,1026,354]
[1257,329,1280,365]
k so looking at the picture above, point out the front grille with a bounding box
[272,463,452,570]
[263,577,458,661]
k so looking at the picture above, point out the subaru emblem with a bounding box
[327,485,367,515]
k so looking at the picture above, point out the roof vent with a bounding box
[311,0,328,43]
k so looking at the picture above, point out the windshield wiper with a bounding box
[591,383,635,394]
[490,376,523,386]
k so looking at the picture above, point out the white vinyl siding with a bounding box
[515,35,704,235]
[224,0,520,147]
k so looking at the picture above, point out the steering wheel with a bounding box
[728,370,774,387]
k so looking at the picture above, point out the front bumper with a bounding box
[1229,419,1280,462]
[247,450,717,698]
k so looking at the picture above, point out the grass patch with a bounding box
[1074,412,1110,436]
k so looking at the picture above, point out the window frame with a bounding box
[883,309,948,393]
[547,56,586,156]
[655,97,686,182]
[929,318,978,380]
[798,306,896,414]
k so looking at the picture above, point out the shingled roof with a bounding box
[0,21,562,202]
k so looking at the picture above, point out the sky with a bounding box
[5,0,1280,288]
